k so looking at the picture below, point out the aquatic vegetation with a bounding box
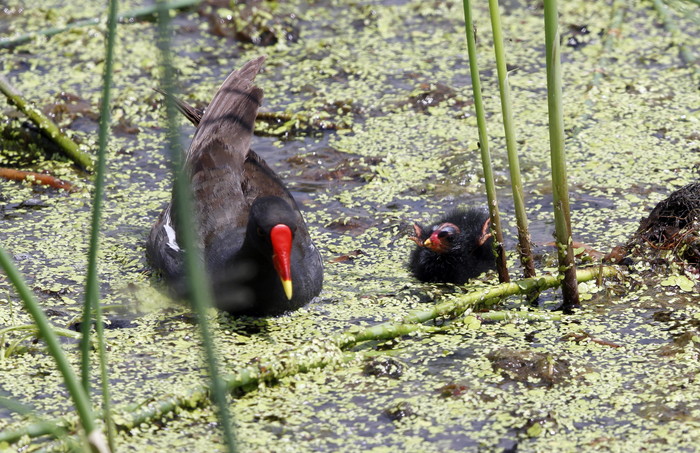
[0,0,698,451]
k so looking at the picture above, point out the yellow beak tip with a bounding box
[282,279,293,300]
[423,238,432,247]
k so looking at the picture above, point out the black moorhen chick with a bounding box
[147,56,323,316]
[409,208,495,284]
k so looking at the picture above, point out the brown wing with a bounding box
[182,56,274,244]
[187,56,266,168]
[155,54,265,130]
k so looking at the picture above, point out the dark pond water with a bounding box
[0,0,699,451]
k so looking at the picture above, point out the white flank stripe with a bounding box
[164,212,181,252]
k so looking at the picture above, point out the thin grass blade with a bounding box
[155,2,237,451]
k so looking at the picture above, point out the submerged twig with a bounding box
[561,330,622,348]
[0,76,93,170]
[478,310,562,323]
[0,167,74,191]
[589,0,627,89]
[0,0,201,49]
[569,0,626,139]
[0,324,81,359]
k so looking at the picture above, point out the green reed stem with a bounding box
[487,0,535,279]
[0,76,93,170]
[79,0,120,450]
[650,0,697,69]
[543,0,579,312]
[0,0,200,49]
[0,249,109,452]
[590,0,626,89]
[461,0,510,283]
[155,3,237,451]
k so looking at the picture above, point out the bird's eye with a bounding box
[437,226,457,240]
[437,231,453,241]
[256,227,265,237]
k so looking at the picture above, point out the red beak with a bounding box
[270,224,293,299]
[425,231,448,253]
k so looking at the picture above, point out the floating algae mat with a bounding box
[1,0,699,450]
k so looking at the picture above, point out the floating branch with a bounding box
[342,266,614,346]
[0,265,616,447]
[0,396,80,450]
[0,167,74,191]
[0,0,201,49]
[0,76,93,170]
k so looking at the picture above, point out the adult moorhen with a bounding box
[147,56,323,316]
[409,208,495,284]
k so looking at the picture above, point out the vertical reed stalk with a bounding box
[543,0,579,311]
[487,0,536,279]
[650,0,697,67]
[155,2,237,451]
[461,0,510,283]
[79,0,120,450]
[0,250,109,452]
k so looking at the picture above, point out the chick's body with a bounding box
[409,208,495,284]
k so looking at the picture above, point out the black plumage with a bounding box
[409,208,495,284]
[146,56,323,316]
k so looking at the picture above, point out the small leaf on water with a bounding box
[463,315,481,330]
[677,276,696,292]
[527,422,543,437]
[660,275,695,292]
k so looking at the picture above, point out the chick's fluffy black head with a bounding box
[409,208,495,284]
